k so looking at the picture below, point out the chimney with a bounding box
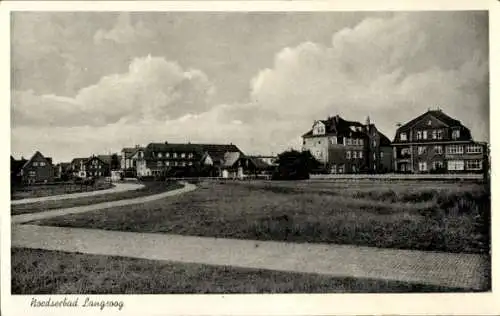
[365,116,371,126]
[165,141,168,144]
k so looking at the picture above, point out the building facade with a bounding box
[18,151,55,184]
[133,142,247,178]
[392,109,488,173]
[301,115,392,173]
[70,155,110,178]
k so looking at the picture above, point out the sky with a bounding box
[11,11,489,163]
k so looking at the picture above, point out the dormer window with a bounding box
[416,131,422,140]
[158,152,163,158]
[400,133,407,141]
[452,129,460,140]
[427,120,432,126]
[313,121,326,135]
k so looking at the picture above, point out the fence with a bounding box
[309,173,484,181]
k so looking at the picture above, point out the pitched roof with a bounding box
[222,152,241,167]
[302,115,369,138]
[71,157,88,165]
[398,110,462,131]
[11,156,28,175]
[144,142,244,162]
[248,156,274,169]
[21,151,52,169]
[97,155,112,164]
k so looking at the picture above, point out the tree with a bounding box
[272,150,321,180]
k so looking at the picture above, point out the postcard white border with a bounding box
[1,1,499,315]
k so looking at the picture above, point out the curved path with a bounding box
[11,182,145,205]
[12,182,197,224]
[11,181,489,291]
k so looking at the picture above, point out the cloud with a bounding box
[11,12,489,162]
[249,12,489,142]
[94,13,153,44]
[12,55,216,127]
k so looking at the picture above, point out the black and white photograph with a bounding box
[1,1,498,315]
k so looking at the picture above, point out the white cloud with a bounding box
[11,12,489,162]
[249,12,489,142]
[12,55,216,128]
[94,13,153,44]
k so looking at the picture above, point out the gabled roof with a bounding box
[221,152,241,168]
[21,151,52,170]
[398,110,462,131]
[11,156,28,175]
[143,142,244,163]
[97,155,112,164]
[248,156,274,169]
[302,115,368,138]
[71,157,88,165]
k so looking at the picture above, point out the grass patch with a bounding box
[11,181,113,200]
[32,180,490,254]
[11,181,183,216]
[12,248,475,294]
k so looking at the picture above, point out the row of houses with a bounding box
[11,107,489,184]
[120,143,276,179]
[11,143,277,184]
[301,108,489,174]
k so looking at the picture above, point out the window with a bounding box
[188,153,194,158]
[158,153,163,158]
[447,160,464,171]
[166,152,170,158]
[181,153,186,158]
[353,151,357,159]
[434,146,443,155]
[373,153,376,160]
[39,162,46,166]
[432,130,437,139]
[330,138,337,145]
[173,153,178,158]
[157,161,163,167]
[380,152,384,158]
[466,160,482,170]
[318,140,321,145]
[33,162,38,167]
[29,171,36,176]
[165,161,170,166]
[188,161,193,166]
[98,172,102,176]
[423,130,428,139]
[338,164,345,173]
[401,148,411,156]
[98,165,101,169]
[446,145,464,155]
[433,161,444,170]
[466,145,483,154]
[437,130,443,139]
[400,133,407,141]
[452,129,460,140]
[181,161,186,167]
[346,151,351,159]
[359,139,364,146]
[172,161,177,166]
[347,138,352,145]
[418,146,427,155]
[418,162,427,171]
[372,140,376,147]
[416,131,422,140]
[427,120,432,126]
[359,151,363,158]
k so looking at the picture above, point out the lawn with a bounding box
[11,181,113,200]
[32,179,490,254]
[11,180,184,215]
[11,248,473,294]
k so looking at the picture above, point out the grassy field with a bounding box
[12,248,472,294]
[32,179,490,254]
[11,181,183,215]
[11,181,113,200]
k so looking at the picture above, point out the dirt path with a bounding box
[11,182,145,205]
[12,223,489,290]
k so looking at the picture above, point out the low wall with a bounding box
[310,173,484,181]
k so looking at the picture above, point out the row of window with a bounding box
[155,152,195,159]
[87,171,103,176]
[403,144,483,156]
[346,151,363,159]
[32,161,47,167]
[346,151,384,160]
[345,138,364,146]
[417,160,482,171]
[157,161,193,167]
[400,129,449,141]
